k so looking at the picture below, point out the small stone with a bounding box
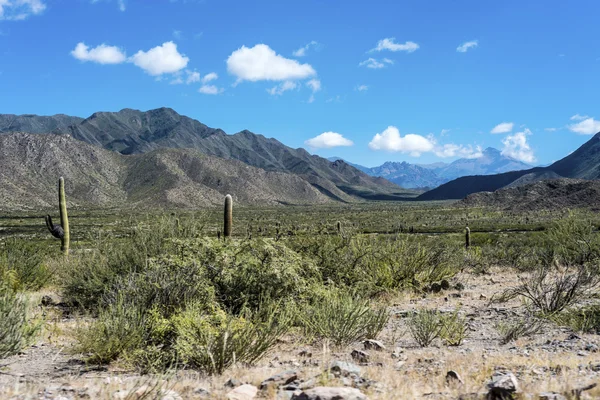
[329,361,361,377]
[445,370,464,385]
[227,384,258,400]
[350,349,369,364]
[299,349,313,357]
[362,339,385,351]
[585,343,599,352]
[291,387,367,400]
[480,294,487,300]
[193,388,211,398]
[394,361,405,370]
[260,370,298,390]
[487,371,520,399]
[538,393,567,400]
[391,347,404,359]
[225,379,243,388]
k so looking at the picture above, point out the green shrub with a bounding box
[494,316,544,345]
[408,309,444,347]
[75,298,146,364]
[300,288,389,347]
[0,239,53,291]
[0,283,38,359]
[553,305,600,334]
[440,309,468,346]
[173,301,291,375]
[174,238,318,312]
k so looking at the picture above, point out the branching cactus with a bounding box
[465,226,471,249]
[224,194,233,238]
[45,177,70,255]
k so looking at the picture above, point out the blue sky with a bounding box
[0,0,599,167]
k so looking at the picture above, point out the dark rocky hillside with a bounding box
[0,108,413,201]
[458,179,600,211]
[419,131,600,200]
[0,133,335,210]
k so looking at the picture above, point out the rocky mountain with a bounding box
[0,108,413,202]
[329,148,531,189]
[458,179,600,211]
[0,133,335,210]
[419,131,600,200]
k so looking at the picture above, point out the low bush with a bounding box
[407,309,444,347]
[553,305,600,334]
[301,288,389,347]
[440,309,468,346]
[494,315,544,344]
[0,282,38,359]
[0,239,53,291]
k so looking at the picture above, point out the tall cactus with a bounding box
[465,225,471,249]
[336,221,342,234]
[224,194,233,238]
[59,177,70,255]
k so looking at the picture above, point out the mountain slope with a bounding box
[0,108,411,201]
[435,147,531,180]
[419,132,600,200]
[0,133,333,210]
[458,179,600,211]
[0,113,84,134]
[364,161,446,189]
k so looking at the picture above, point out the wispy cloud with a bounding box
[457,40,478,53]
[355,85,369,92]
[370,38,419,53]
[198,85,224,95]
[570,114,589,121]
[267,81,298,96]
[0,0,46,21]
[293,41,319,57]
[201,72,218,83]
[359,58,393,69]
[490,122,514,134]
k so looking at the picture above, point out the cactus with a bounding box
[465,226,471,249]
[224,194,233,238]
[45,177,70,255]
[336,221,342,234]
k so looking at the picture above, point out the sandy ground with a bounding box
[1,269,599,399]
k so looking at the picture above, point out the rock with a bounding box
[445,370,464,385]
[538,393,567,400]
[260,370,298,390]
[329,361,361,377]
[362,339,385,351]
[227,384,258,400]
[394,361,405,370]
[40,295,55,306]
[299,349,313,357]
[391,347,405,359]
[585,343,599,352]
[350,349,369,364]
[486,371,519,399]
[193,388,211,398]
[480,294,487,300]
[225,378,243,388]
[291,387,367,400]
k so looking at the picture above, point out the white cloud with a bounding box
[371,38,419,53]
[117,0,125,11]
[305,132,354,149]
[359,58,387,69]
[440,128,451,136]
[490,122,514,134]
[306,78,321,92]
[267,81,298,96]
[570,114,589,121]
[457,40,478,53]
[434,144,483,159]
[70,42,126,64]
[170,76,183,85]
[201,72,218,83]
[227,44,316,82]
[198,85,223,95]
[0,0,46,20]
[368,126,435,156]
[568,117,600,135]
[292,40,318,57]
[186,70,200,84]
[129,41,188,76]
[501,129,536,163]
[356,85,369,91]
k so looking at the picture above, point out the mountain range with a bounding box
[419,131,600,200]
[330,147,532,189]
[0,108,414,210]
